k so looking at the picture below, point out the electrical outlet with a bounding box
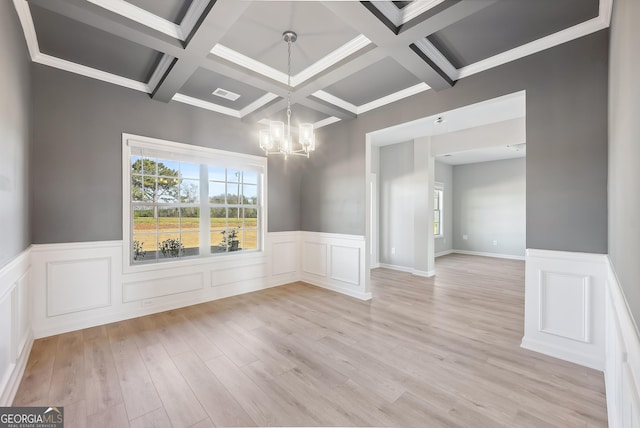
[142,299,154,307]
[462,235,468,240]
[391,247,396,255]
[492,240,498,246]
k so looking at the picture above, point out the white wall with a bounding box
[452,158,526,258]
[435,161,453,255]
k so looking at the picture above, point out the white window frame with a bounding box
[122,133,267,273]
[434,182,444,238]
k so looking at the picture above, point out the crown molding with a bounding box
[371,0,446,27]
[211,35,371,88]
[172,92,278,119]
[457,12,611,79]
[292,35,371,87]
[172,93,241,118]
[12,0,39,59]
[313,91,358,115]
[314,82,430,116]
[412,38,458,82]
[239,93,279,118]
[86,0,183,40]
[35,52,149,92]
[210,44,289,85]
[358,82,430,114]
[313,116,342,129]
[179,0,210,40]
[146,54,174,92]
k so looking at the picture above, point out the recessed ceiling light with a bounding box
[212,88,241,101]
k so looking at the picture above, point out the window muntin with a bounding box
[125,135,265,266]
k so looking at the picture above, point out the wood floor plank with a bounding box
[83,326,124,416]
[129,407,172,428]
[12,255,607,427]
[106,321,163,421]
[87,403,129,428]
[139,343,207,427]
[204,355,289,426]
[48,331,86,406]
[172,351,256,427]
[12,336,58,405]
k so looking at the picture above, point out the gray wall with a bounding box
[0,3,31,267]
[30,65,302,244]
[609,0,640,328]
[379,141,414,267]
[452,158,526,257]
[303,30,608,255]
[434,161,453,255]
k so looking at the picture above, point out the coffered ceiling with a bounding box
[13,0,611,130]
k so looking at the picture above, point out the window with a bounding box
[434,184,443,237]
[124,134,265,266]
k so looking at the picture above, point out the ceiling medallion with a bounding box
[259,31,315,159]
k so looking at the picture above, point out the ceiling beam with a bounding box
[151,0,250,102]
[321,0,497,91]
[29,0,184,57]
[237,47,383,122]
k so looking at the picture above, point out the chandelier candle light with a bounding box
[259,31,316,159]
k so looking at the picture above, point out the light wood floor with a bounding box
[13,254,607,427]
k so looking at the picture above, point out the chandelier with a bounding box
[259,31,315,159]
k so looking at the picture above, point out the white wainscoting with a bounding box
[0,248,33,406]
[300,232,371,300]
[29,232,301,339]
[522,249,607,370]
[605,261,640,428]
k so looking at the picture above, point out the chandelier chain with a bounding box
[286,36,292,133]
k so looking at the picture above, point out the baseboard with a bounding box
[301,276,372,301]
[411,269,435,277]
[435,250,454,258]
[451,249,525,260]
[521,336,603,371]
[378,263,413,273]
[605,259,640,427]
[0,330,33,406]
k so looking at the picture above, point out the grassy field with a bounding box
[133,217,258,251]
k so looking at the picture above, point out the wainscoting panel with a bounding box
[522,249,607,370]
[302,242,327,277]
[124,272,204,302]
[272,240,299,276]
[47,257,112,316]
[330,245,360,285]
[29,233,302,338]
[605,261,640,428]
[0,248,32,406]
[301,232,371,300]
[539,271,590,342]
[212,263,268,287]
